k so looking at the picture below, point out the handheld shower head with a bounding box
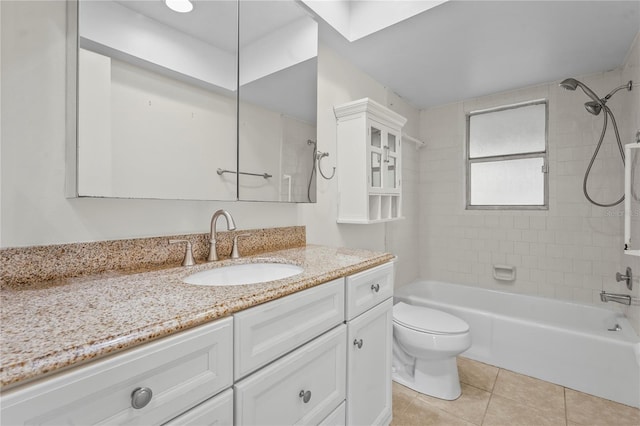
[584,101,602,116]
[559,78,579,91]
[559,77,602,104]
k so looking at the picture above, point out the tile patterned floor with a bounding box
[391,357,640,426]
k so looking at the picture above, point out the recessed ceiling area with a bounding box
[313,1,640,109]
[300,0,447,41]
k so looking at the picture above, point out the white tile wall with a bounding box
[417,33,640,334]
[386,91,421,288]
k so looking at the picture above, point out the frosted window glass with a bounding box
[470,158,544,205]
[469,103,545,158]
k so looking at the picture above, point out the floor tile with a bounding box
[457,357,499,392]
[393,381,418,418]
[483,394,566,426]
[492,369,565,419]
[417,382,490,425]
[565,388,640,426]
[391,396,475,426]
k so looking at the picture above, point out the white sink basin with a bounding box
[183,262,304,286]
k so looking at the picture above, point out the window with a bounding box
[466,101,548,209]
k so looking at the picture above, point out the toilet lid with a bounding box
[393,302,469,334]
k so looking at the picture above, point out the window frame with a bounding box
[465,100,549,211]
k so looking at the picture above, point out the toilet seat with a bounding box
[393,302,469,335]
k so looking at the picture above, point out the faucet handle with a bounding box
[231,234,251,259]
[169,239,196,267]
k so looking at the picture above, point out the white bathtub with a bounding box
[394,280,640,408]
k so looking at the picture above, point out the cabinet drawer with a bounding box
[319,400,346,426]
[234,278,344,380]
[345,262,393,320]
[163,388,233,426]
[1,317,233,426]
[234,325,346,426]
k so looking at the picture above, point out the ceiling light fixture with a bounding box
[165,0,193,13]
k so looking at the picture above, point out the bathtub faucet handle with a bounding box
[615,267,632,290]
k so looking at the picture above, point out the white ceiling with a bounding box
[314,0,640,109]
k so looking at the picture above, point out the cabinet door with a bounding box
[346,299,393,426]
[368,120,401,195]
[234,325,346,426]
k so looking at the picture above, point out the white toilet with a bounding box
[392,302,471,400]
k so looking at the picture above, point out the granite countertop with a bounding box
[0,245,394,390]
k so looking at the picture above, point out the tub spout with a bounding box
[600,291,632,306]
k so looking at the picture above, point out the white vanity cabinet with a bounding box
[345,263,394,426]
[1,261,394,426]
[0,317,233,425]
[334,98,407,224]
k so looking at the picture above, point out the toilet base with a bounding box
[392,357,462,400]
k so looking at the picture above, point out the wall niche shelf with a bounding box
[334,98,407,224]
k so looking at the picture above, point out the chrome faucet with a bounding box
[208,209,237,261]
[600,291,632,306]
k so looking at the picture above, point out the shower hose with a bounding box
[583,105,625,207]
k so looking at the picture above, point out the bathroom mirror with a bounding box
[237,1,318,202]
[624,143,640,256]
[74,0,238,200]
[71,0,318,202]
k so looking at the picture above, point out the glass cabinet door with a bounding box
[369,126,383,189]
[384,131,399,190]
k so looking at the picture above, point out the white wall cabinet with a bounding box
[1,262,393,426]
[334,98,407,223]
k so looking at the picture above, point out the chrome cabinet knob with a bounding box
[299,390,312,403]
[131,387,153,409]
[371,283,380,293]
[353,338,363,349]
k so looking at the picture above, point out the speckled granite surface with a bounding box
[1,226,305,286]
[0,244,393,390]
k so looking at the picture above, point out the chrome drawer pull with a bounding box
[353,338,363,349]
[131,387,153,409]
[299,389,312,403]
[371,283,380,293]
